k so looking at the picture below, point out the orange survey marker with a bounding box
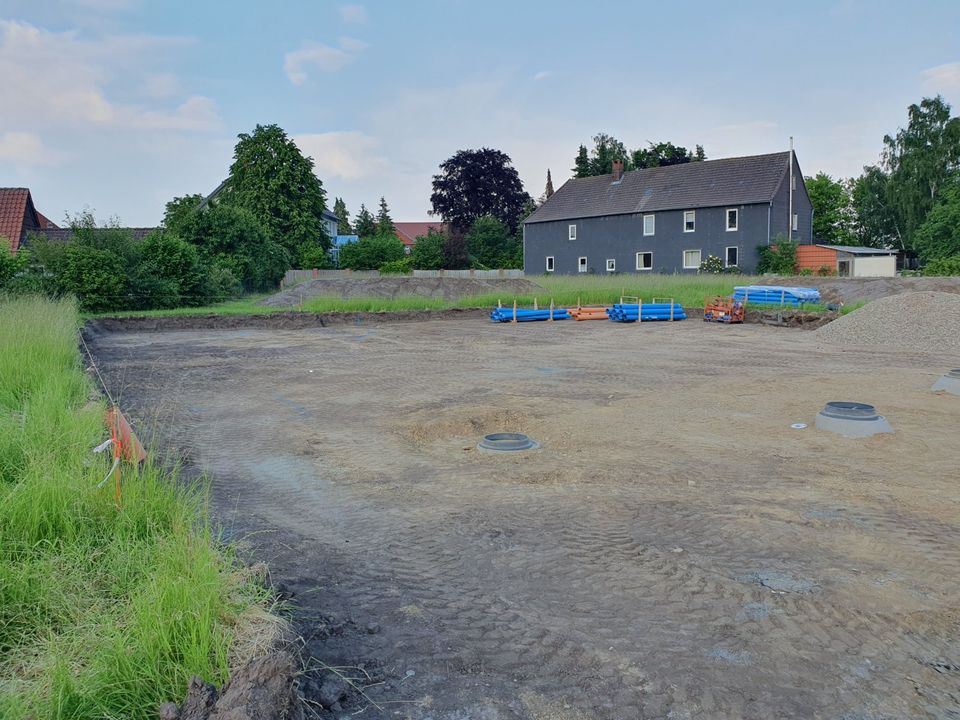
[104,406,147,464]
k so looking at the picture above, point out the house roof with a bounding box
[524,152,794,224]
[35,211,59,229]
[393,221,445,246]
[816,244,898,255]
[1,188,33,252]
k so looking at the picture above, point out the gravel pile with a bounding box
[814,291,960,353]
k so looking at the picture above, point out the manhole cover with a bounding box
[932,369,960,396]
[815,401,893,438]
[477,433,539,452]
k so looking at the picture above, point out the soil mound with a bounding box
[813,291,960,353]
[260,277,543,306]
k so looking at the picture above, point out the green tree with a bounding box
[163,193,205,235]
[59,244,127,312]
[221,124,329,267]
[806,172,856,244]
[0,246,28,289]
[431,148,532,234]
[333,197,352,235]
[375,196,394,236]
[573,145,591,178]
[131,231,209,308]
[354,203,377,238]
[921,256,960,275]
[411,229,445,270]
[589,132,629,176]
[851,166,902,248]
[913,183,960,261]
[693,144,706,161]
[631,141,700,169]
[881,96,960,247]
[466,216,518,268]
[338,235,405,270]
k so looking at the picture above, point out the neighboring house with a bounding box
[329,234,359,266]
[393,222,445,255]
[0,188,58,253]
[522,152,812,275]
[202,180,338,241]
[797,244,897,277]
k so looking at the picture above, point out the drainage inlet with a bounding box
[478,433,539,452]
[814,401,893,438]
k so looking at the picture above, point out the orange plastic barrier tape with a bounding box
[104,407,147,464]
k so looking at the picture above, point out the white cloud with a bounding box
[0,19,219,132]
[0,131,58,166]
[533,70,551,81]
[142,72,179,98]
[339,4,368,24]
[293,131,387,181]
[283,37,369,85]
[921,62,960,97]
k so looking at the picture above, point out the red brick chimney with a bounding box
[612,159,624,182]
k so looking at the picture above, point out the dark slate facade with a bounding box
[523,152,812,275]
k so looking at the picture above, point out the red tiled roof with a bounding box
[0,188,36,252]
[393,221,445,247]
[36,211,59,229]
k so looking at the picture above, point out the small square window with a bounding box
[636,252,653,271]
[545,256,554,272]
[643,214,655,236]
[725,246,738,267]
[568,224,577,240]
[578,256,588,273]
[683,249,701,269]
[726,208,738,231]
[606,258,616,272]
[683,210,696,232]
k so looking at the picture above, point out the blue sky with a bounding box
[2,0,959,227]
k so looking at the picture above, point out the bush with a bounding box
[913,184,960,261]
[757,236,798,274]
[379,257,413,274]
[338,234,405,270]
[205,262,243,301]
[465,216,520,269]
[131,231,209,309]
[921,256,960,276]
[698,255,723,274]
[817,264,835,276]
[411,229,445,270]
[0,246,28,289]
[59,244,127,312]
[798,268,814,276]
[722,265,741,274]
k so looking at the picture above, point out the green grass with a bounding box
[85,294,276,319]
[0,295,266,719]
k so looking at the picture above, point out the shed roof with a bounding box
[816,245,898,255]
[525,152,793,224]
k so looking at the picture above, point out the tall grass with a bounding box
[0,295,264,719]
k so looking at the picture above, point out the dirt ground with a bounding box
[759,275,960,305]
[261,277,543,306]
[86,317,960,719]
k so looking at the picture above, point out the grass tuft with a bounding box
[0,295,268,719]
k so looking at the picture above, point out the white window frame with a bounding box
[568,224,577,240]
[643,214,655,236]
[683,210,696,233]
[545,256,554,272]
[636,251,653,271]
[606,258,616,272]
[683,249,702,269]
[726,208,738,232]
[792,213,799,231]
[578,256,588,273]
[725,246,739,268]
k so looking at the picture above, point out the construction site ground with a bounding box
[87,317,960,719]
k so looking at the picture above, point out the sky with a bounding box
[2,0,959,228]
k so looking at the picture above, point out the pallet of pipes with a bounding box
[568,306,609,320]
[490,302,570,322]
[607,302,687,322]
[732,285,820,307]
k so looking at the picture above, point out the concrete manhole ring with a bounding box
[478,433,539,452]
[814,401,893,437]
[931,369,960,396]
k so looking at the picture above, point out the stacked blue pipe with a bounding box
[607,303,686,322]
[733,285,820,306]
[490,307,570,322]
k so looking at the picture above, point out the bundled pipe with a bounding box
[733,285,820,306]
[490,307,570,322]
[607,303,686,322]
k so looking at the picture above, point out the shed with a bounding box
[797,244,897,277]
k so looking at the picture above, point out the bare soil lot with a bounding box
[87,318,960,719]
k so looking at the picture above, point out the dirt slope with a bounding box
[261,277,544,306]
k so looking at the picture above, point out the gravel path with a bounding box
[814,291,960,353]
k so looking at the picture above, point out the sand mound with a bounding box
[814,291,960,353]
[260,277,544,307]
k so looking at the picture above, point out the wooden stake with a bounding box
[512,300,517,324]
[549,299,554,322]
[534,297,538,310]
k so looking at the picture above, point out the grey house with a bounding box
[523,152,812,275]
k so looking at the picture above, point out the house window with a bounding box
[792,213,799,231]
[683,249,701,269]
[545,256,555,272]
[791,175,797,190]
[578,256,588,273]
[643,214,655,236]
[726,208,738,231]
[683,210,696,232]
[606,258,616,272]
[725,246,739,268]
[636,252,653,271]
[568,224,577,240]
